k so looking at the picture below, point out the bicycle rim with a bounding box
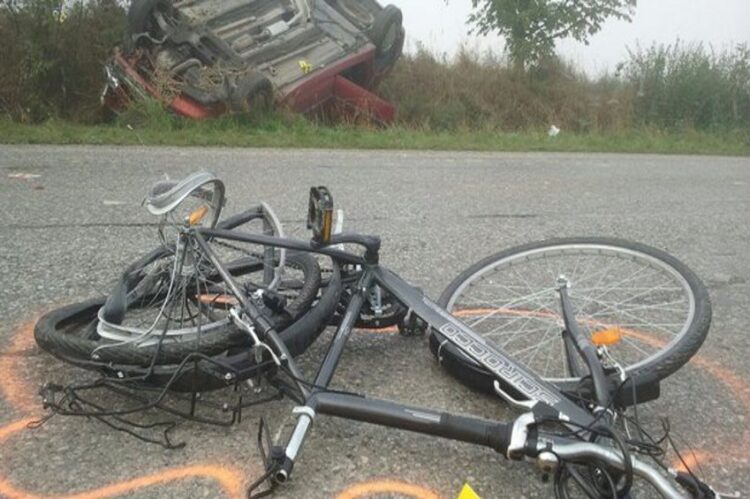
[441,240,700,383]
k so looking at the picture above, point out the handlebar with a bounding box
[536,438,687,499]
[315,232,381,264]
[502,409,715,499]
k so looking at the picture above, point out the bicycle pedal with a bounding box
[257,418,286,466]
[249,418,287,498]
[246,466,278,499]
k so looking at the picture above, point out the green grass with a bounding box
[1,117,748,156]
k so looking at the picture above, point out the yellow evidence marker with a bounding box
[298,60,313,74]
[458,483,481,499]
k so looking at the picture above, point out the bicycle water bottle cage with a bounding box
[307,186,334,245]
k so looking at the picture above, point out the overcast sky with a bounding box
[395,0,750,74]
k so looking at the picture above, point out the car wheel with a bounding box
[369,6,402,56]
[127,0,173,36]
[227,71,275,114]
[368,5,404,71]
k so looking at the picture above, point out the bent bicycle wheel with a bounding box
[34,262,342,391]
[429,238,712,394]
[35,251,320,367]
[35,198,319,368]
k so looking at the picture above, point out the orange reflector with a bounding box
[591,328,623,346]
[198,294,238,306]
[188,205,209,226]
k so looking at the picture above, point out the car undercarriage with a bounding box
[103,0,404,122]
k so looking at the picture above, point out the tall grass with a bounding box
[0,0,748,135]
[0,0,125,123]
[379,45,633,132]
[622,42,750,130]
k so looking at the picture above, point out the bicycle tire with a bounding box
[35,298,240,366]
[35,252,319,367]
[94,202,307,357]
[429,237,712,394]
[34,262,343,391]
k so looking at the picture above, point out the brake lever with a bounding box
[672,470,741,499]
[229,308,282,367]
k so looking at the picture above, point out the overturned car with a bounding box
[103,0,404,123]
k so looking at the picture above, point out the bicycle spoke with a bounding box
[440,240,701,383]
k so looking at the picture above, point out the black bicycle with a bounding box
[36,172,722,499]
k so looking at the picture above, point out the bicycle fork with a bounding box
[273,271,372,483]
[254,268,514,494]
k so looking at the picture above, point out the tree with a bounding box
[469,0,637,70]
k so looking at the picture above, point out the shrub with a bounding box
[0,0,126,123]
[622,42,750,129]
[1,2,747,135]
[380,45,630,132]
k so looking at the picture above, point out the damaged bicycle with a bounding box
[35,171,727,498]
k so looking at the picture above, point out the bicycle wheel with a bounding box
[87,170,303,358]
[429,238,712,393]
[35,251,320,367]
[36,198,318,367]
[34,261,343,391]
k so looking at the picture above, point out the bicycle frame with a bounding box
[192,227,688,498]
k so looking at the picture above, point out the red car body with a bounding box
[103,0,403,124]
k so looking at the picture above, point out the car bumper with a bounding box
[101,50,224,120]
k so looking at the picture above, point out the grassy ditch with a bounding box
[2,115,747,156]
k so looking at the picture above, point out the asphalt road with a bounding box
[0,146,748,499]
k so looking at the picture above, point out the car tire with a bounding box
[227,71,275,114]
[368,5,404,71]
[127,0,172,35]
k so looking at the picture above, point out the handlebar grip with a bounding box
[312,392,512,455]
[441,413,513,455]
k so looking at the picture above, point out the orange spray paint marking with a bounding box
[0,418,40,499]
[2,308,748,496]
[0,461,246,499]
[0,321,40,414]
[671,450,711,474]
[0,418,36,443]
[336,480,440,499]
[0,476,40,499]
[0,319,249,499]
